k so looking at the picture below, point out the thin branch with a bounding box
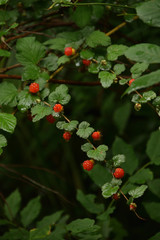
[0,163,72,205]
[0,64,21,73]
[0,74,21,79]
[63,2,134,9]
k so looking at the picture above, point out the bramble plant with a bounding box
[1,0,160,239]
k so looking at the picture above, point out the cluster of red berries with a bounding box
[113,168,125,179]
[82,59,91,66]
[129,78,135,86]
[82,160,94,171]
[63,131,72,141]
[46,115,55,124]
[91,131,101,141]
[53,103,63,113]
[64,47,76,56]
[29,82,39,93]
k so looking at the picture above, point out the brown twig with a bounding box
[0,163,72,205]
[0,64,21,73]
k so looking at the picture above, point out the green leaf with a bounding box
[124,70,160,95]
[139,90,156,103]
[31,104,52,122]
[87,144,108,161]
[102,183,119,199]
[88,63,100,74]
[86,30,111,48]
[110,218,128,240]
[41,88,50,100]
[119,78,129,85]
[42,54,58,71]
[49,84,71,105]
[128,185,148,199]
[56,121,66,130]
[136,0,160,28]
[113,102,132,134]
[130,62,149,78]
[0,113,17,133]
[18,90,37,109]
[112,154,125,167]
[20,196,41,227]
[29,226,50,240]
[149,232,160,240]
[110,178,122,187]
[146,130,160,165]
[76,189,104,214]
[113,64,125,75]
[0,82,18,107]
[67,218,95,234]
[44,38,67,52]
[72,6,92,28]
[56,120,78,131]
[37,210,63,228]
[76,121,94,139]
[81,143,94,152]
[112,137,139,175]
[143,202,160,223]
[0,134,7,150]
[0,0,8,5]
[97,207,115,221]
[98,71,116,88]
[107,44,128,61]
[129,168,153,184]
[80,49,94,60]
[16,37,46,66]
[153,96,160,107]
[57,55,70,66]
[0,229,29,240]
[87,164,112,187]
[148,179,160,198]
[125,44,160,63]
[0,49,10,57]
[22,64,40,81]
[4,189,21,220]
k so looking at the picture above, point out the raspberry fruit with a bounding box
[82,59,91,66]
[46,115,55,123]
[63,131,72,141]
[82,160,94,171]
[92,131,101,141]
[129,78,135,86]
[29,83,39,93]
[64,47,76,56]
[130,203,137,211]
[53,104,63,113]
[113,168,124,179]
[112,193,120,200]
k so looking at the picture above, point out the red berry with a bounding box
[129,78,135,86]
[82,160,94,171]
[29,83,39,93]
[53,104,63,113]
[46,114,55,123]
[130,203,137,211]
[63,131,71,141]
[82,59,91,66]
[112,193,120,200]
[64,47,76,56]
[113,168,124,179]
[91,131,101,141]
